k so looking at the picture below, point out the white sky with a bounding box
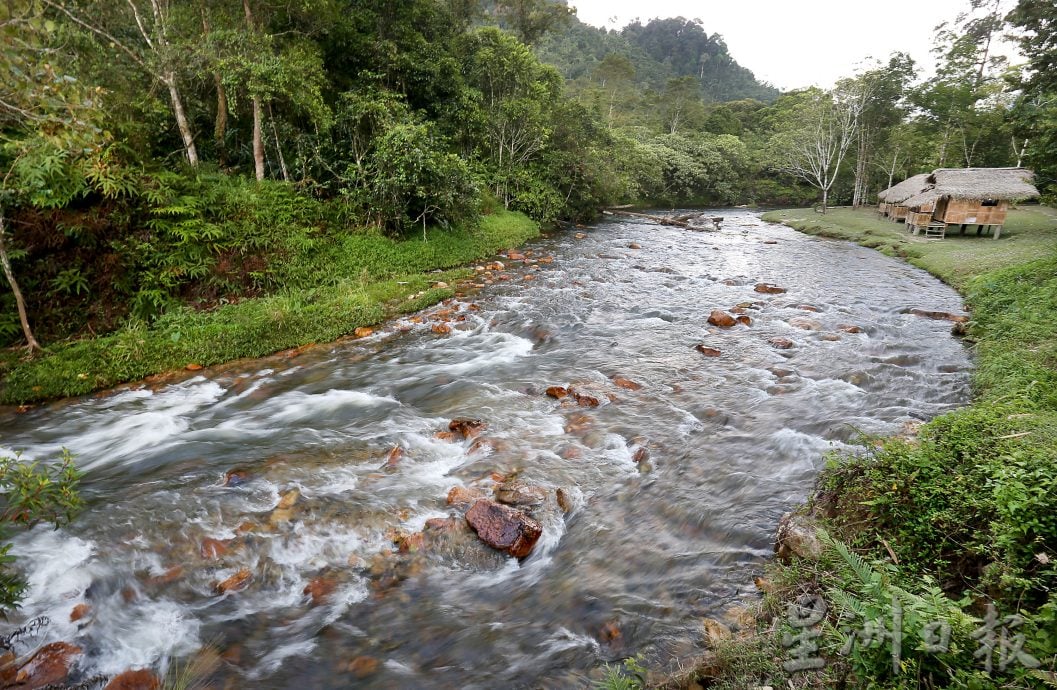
[567,0,1020,91]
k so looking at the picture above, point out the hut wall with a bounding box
[890,205,909,221]
[936,198,1008,225]
[907,210,933,227]
[879,202,890,216]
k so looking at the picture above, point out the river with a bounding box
[0,210,971,688]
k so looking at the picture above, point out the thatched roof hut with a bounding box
[927,168,1039,200]
[878,174,930,204]
[909,168,1040,239]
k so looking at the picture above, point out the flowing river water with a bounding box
[0,210,972,688]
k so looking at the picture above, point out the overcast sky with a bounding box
[566,0,1019,91]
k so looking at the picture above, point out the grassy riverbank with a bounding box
[0,210,538,405]
[665,207,1057,689]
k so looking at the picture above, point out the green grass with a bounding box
[681,205,1057,689]
[0,210,537,405]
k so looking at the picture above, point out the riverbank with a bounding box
[0,210,539,406]
[664,207,1057,688]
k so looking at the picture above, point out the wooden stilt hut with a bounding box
[877,174,930,221]
[923,168,1039,239]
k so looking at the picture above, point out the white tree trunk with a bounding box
[165,74,199,167]
[0,213,40,351]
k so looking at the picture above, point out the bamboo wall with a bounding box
[907,210,933,227]
[936,198,1008,226]
[889,205,909,221]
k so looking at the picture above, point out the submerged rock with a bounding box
[769,338,794,349]
[214,568,253,595]
[754,283,787,294]
[104,669,161,690]
[908,308,968,323]
[12,642,81,688]
[449,418,486,439]
[546,386,570,399]
[465,499,542,558]
[611,376,642,391]
[788,317,822,331]
[447,485,487,507]
[695,344,722,357]
[838,324,864,334]
[495,480,548,508]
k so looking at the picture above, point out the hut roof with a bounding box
[902,188,941,209]
[927,168,1039,200]
[879,174,930,204]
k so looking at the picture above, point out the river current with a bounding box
[0,210,971,687]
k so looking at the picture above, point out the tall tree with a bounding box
[43,0,201,167]
[770,88,862,213]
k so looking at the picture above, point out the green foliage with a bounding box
[0,209,537,403]
[0,450,83,612]
[592,655,647,690]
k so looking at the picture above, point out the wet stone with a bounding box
[465,499,542,558]
[707,310,737,328]
[104,669,161,690]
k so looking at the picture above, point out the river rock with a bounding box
[304,577,337,605]
[821,334,842,341]
[12,642,81,688]
[775,512,824,563]
[447,485,487,506]
[495,481,547,508]
[200,537,231,560]
[556,488,573,513]
[449,418,486,439]
[223,468,251,487]
[70,603,91,623]
[908,308,969,323]
[708,310,737,328]
[735,315,752,326]
[575,232,587,239]
[797,304,820,312]
[769,338,794,349]
[382,445,404,471]
[215,568,253,594]
[346,656,380,679]
[104,669,161,690]
[628,242,641,249]
[788,317,822,330]
[754,283,787,294]
[431,323,452,335]
[572,391,601,407]
[353,327,373,338]
[546,386,569,399]
[611,376,642,391]
[838,324,863,334]
[695,344,722,357]
[465,499,542,558]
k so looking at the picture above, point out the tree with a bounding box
[495,0,574,45]
[1008,0,1057,198]
[0,3,120,351]
[770,88,861,213]
[43,0,201,167]
[840,53,916,207]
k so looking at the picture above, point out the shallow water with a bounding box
[0,210,971,687]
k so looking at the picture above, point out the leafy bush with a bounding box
[0,450,82,612]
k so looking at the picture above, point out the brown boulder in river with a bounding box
[707,310,737,328]
[449,418,486,439]
[754,283,787,294]
[104,669,161,690]
[465,499,542,558]
[10,642,81,688]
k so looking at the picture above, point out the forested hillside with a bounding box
[2,0,1056,369]
[535,14,780,103]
